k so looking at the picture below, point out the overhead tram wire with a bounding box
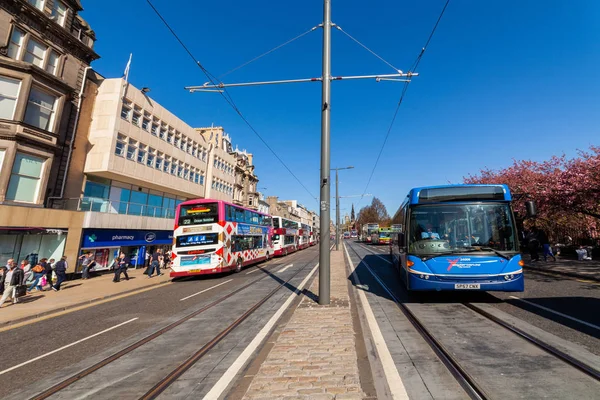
[218,25,320,80]
[356,0,451,208]
[145,0,318,202]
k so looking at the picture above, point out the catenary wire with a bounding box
[334,24,403,74]
[357,0,450,209]
[218,25,320,79]
[145,0,318,202]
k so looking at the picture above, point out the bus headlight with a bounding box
[504,274,514,281]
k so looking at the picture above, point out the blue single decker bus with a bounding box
[391,184,524,291]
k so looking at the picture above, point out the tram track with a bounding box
[30,249,320,400]
[345,241,600,400]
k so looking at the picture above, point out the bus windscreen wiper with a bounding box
[463,246,510,260]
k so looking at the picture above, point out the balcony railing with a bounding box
[48,197,176,219]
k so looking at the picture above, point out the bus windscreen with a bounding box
[179,203,219,225]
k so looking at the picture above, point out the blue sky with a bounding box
[82,0,600,220]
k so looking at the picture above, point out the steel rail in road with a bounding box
[347,241,600,397]
[30,250,318,400]
[345,241,489,400]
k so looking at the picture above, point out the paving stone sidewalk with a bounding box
[242,250,365,400]
[0,267,170,326]
[524,257,600,281]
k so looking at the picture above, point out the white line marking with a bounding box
[245,267,263,275]
[509,296,600,331]
[277,264,293,273]
[0,317,138,376]
[180,279,233,301]
[343,243,409,400]
[203,263,320,400]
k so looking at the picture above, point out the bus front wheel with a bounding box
[235,258,243,273]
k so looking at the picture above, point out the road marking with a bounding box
[179,279,233,301]
[277,264,293,273]
[343,243,409,400]
[0,317,138,376]
[509,296,600,331]
[203,263,320,400]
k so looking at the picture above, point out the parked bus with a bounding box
[391,184,525,291]
[298,223,312,249]
[365,223,379,243]
[350,230,358,238]
[272,216,299,256]
[171,200,273,277]
[309,227,317,246]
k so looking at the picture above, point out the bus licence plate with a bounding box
[455,283,480,289]
[189,269,202,273]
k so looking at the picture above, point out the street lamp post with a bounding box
[331,166,354,251]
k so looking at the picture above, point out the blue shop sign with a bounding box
[82,229,174,248]
[237,224,269,235]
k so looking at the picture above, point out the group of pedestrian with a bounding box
[525,226,556,262]
[0,256,69,308]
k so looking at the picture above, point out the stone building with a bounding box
[231,148,259,210]
[0,0,98,266]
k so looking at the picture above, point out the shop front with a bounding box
[0,227,68,266]
[80,229,174,271]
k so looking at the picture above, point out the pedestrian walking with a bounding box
[536,228,556,262]
[145,250,151,268]
[45,258,55,289]
[78,251,95,280]
[148,249,163,278]
[52,256,68,291]
[27,261,46,292]
[526,226,540,262]
[113,252,130,282]
[0,260,24,307]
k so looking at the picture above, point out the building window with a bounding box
[147,148,155,168]
[24,87,57,132]
[167,131,173,144]
[151,123,158,136]
[27,0,44,11]
[163,159,170,173]
[156,152,163,170]
[200,174,205,185]
[121,102,131,120]
[170,160,177,175]
[184,167,189,180]
[115,134,126,156]
[202,150,207,162]
[177,164,183,178]
[142,117,150,131]
[137,143,146,163]
[7,28,25,60]
[24,38,47,68]
[5,152,44,203]
[174,134,180,148]
[132,108,141,126]
[159,126,167,140]
[45,50,60,75]
[126,138,137,160]
[51,0,68,26]
[0,76,21,120]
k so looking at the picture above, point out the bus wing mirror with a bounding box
[525,201,537,218]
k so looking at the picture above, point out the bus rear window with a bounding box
[176,233,219,247]
[179,203,219,225]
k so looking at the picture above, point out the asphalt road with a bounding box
[344,240,600,400]
[0,248,319,399]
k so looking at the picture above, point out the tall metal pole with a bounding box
[318,0,332,305]
[335,169,339,251]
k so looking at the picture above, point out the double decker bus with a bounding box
[365,223,379,243]
[391,184,525,291]
[309,227,317,246]
[272,216,299,256]
[374,227,392,245]
[171,200,272,277]
[298,223,312,249]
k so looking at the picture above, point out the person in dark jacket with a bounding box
[537,228,556,261]
[526,226,540,262]
[0,260,24,307]
[45,258,54,289]
[114,252,130,282]
[52,256,68,291]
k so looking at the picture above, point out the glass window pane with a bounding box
[24,88,57,131]
[0,76,21,119]
[83,181,109,199]
[7,28,25,59]
[24,39,47,67]
[6,176,39,202]
[46,51,59,75]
